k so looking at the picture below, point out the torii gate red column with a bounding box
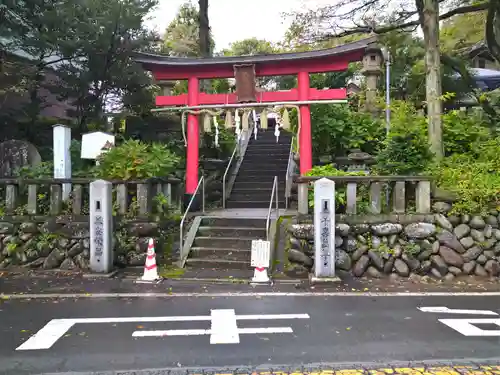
[185,77,199,202]
[297,71,313,174]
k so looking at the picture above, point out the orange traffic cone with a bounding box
[137,238,161,283]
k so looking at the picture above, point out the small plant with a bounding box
[6,242,18,255]
[403,242,420,257]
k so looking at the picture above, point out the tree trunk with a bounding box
[419,0,443,159]
[198,0,210,58]
[198,0,210,94]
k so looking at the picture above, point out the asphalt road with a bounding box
[1,295,500,374]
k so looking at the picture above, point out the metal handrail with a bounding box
[285,136,295,209]
[222,145,239,209]
[179,176,205,261]
[266,176,279,241]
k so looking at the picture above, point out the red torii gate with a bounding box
[135,37,379,204]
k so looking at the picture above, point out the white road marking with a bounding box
[439,318,500,336]
[133,329,210,337]
[237,314,310,320]
[16,312,310,350]
[16,319,75,351]
[210,309,239,344]
[418,307,499,315]
[4,291,500,299]
[132,327,293,338]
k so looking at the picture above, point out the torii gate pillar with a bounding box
[185,77,199,205]
[297,71,313,174]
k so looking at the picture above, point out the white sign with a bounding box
[313,178,336,278]
[418,306,500,337]
[251,240,270,268]
[16,310,310,350]
[53,125,72,200]
[81,131,115,160]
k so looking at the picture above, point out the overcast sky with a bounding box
[145,0,331,51]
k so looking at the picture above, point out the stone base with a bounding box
[82,269,119,279]
[309,274,341,284]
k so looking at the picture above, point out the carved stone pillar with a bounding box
[361,45,383,114]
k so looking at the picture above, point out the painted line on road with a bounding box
[210,309,239,344]
[439,318,500,336]
[16,312,310,350]
[132,327,293,338]
[418,306,499,315]
[3,291,500,299]
[16,319,75,351]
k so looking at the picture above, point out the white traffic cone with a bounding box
[137,238,161,283]
[251,266,270,284]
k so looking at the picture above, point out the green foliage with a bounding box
[310,104,385,159]
[2,0,159,128]
[305,164,368,212]
[442,110,491,155]
[375,101,433,175]
[96,140,181,179]
[375,102,491,175]
[427,139,500,214]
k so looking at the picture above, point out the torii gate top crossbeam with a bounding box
[134,36,379,80]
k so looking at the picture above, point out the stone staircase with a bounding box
[226,128,292,208]
[185,217,267,269]
[182,128,293,271]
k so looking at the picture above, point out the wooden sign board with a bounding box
[234,64,256,102]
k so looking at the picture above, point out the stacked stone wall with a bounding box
[287,208,500,280]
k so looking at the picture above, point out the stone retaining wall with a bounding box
[0,217,178,270]
[287,209,500,279]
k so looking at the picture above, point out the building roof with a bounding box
[134,36,379,67]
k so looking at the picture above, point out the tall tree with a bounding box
[288,0,489,159]
[163,2,214,57]
[55,0,159,129]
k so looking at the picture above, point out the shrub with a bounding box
[375,101,433,175]
[442,110,490,156]
[305,164,368,212]
[96,139,181,180]
[309,104,385,159]
[427,137,500,214]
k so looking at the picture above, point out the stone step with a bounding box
[237,169,284,177]
[189,247,252,262]
[232,181,287,190]
[251,139,292,144]
[200,217,266,228]
[197,226,267,238]
[185,258,252,270]
[193,236,255,249]
[239,160,288,168]
[246,144,291,150]
[232,175,282,183]
[229,192,286,202]
[225,200,285,208]
[230,187,286,194]
[241,158,289,164]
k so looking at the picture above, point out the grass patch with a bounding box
[159,266,185,278]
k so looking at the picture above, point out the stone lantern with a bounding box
[361,44,383,113]
[156,80,176,96]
